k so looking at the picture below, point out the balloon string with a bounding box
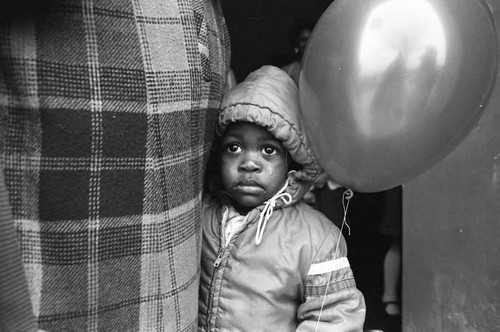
[315,189,354,332]
[340,189,353,235]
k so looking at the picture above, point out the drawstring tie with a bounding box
[255,180,292,245]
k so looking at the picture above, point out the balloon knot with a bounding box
[343,189,354,200]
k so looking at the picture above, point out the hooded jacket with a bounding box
[199,66,365,332]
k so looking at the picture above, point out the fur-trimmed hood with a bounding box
[217,65,322,204]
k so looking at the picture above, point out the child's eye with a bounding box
[226,144,241,153]
[262,145,278,155]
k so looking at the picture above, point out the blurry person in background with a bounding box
[380,186,403,317]
[281,18,316,85]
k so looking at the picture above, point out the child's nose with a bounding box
[239,154,261,172]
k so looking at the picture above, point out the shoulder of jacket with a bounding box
[281,202,342,238]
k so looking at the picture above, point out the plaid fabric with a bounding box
[0,168,37,332]
[0,0,230,331]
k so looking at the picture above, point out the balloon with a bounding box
[300,0,498,192]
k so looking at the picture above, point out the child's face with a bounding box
[219,122,288,212]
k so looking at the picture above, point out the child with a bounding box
[199,66,366,331]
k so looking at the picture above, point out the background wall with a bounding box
[403,1,500,331]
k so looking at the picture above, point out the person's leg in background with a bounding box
[380,186,403,316]
[382,235,402,315]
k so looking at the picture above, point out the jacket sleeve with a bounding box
[295,226,366,332]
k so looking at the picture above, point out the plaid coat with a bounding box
[0,0,230,331]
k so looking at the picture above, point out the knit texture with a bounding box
[0,0,230,331]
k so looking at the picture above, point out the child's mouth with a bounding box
[235,185,264,194]
[235,180,264,194]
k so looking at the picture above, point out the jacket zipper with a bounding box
[206,247,223,331]
[213,249,223,267]
[205,209,253,330]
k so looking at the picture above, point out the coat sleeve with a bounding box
[295,226,366,332]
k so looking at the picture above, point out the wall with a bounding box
[403,1,500,331]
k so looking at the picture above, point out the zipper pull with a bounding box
[214,251,223,267]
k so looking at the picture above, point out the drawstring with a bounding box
[255,181,292,245]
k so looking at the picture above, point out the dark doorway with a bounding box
[221,1,402,331]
